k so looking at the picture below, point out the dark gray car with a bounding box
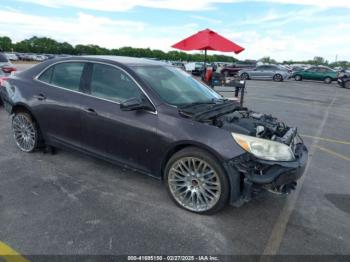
[0,56,308,214]
[239,65,291,81]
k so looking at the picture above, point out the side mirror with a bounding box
[120,97,153,112]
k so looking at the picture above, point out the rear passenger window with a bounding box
[90,63,141,103]
[51,63,84,91]
[38,62,84,91]
[38,66,53,83]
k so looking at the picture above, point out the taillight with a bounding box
[2,66,17,73]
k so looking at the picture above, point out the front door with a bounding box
[80,62,158,173]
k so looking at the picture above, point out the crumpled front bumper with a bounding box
[225,142,308,206]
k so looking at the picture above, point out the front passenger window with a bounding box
[90,63,141,103]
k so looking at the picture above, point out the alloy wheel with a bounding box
[12,114,37,152]
[345,81,350,89]
[168,157,221,212]
[274,74,282,81]
[241,73,249,80]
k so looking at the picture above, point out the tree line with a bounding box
[1,36,349,67]
[0,36,237,63]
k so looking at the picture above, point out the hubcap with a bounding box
[168,157,221,212]
[12,115,36,152]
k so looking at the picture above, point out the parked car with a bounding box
[239,65,291,81]
[0,52,16,76]
[0,56,308,214]
[220,61,256,77]
[293,66,337,84]
[185,62,204,76]
[33,55,48,61]
[0,70,5,106]
[337,69,350,79]
[337,75,350,89]
[171,61,185,70]
[5,53,19,61]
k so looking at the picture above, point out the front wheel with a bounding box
[12,112,39,152]
[294,75,302,81]
[240,73,249,80]
[165,147,229,214]
[273,74,283,82]
[324,77,332,84]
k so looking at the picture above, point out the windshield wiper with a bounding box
[179,101,216,109]
[179,98,227,109]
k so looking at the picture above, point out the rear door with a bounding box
[80,62,158,173]
[303,67,317,80]
[33,62,86,147]
[251,66,267,79]
[263,65,276,79]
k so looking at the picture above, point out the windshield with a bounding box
[133,66,222,106]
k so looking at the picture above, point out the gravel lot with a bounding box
[1,64,350,257]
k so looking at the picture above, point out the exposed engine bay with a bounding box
[179,101,297,146]
[179,101,308,204]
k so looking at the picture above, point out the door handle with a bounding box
[34,94,46,101]
[84,108,98,115]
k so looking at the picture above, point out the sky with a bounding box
[0,0,349,62]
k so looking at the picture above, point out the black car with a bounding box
[337,75,350,89]
[0,56,308,214]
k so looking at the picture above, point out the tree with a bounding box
[259,56,277,64]
[0,36,13,51]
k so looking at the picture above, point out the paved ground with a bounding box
[1,65,350,257]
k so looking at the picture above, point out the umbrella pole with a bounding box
[204,49,207,67]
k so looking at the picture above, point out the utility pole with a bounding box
[335,54,338,63]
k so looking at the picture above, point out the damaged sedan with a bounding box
[0,56,308,214]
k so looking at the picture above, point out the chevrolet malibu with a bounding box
[0,56,308,214]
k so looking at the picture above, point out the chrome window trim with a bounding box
[33,59,158,115]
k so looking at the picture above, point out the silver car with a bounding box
[0,52,16,76]
[239,65,290,82]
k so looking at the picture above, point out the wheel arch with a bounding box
[160,141,225,180]
[10,103,42,132]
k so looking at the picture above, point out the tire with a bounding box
[324,77,332,84]
[344,81,350,89]
[240,73,249,80]
[165,147,229,214]
[12,111,40,152]
[294,75,302,81]
[273,74,283,82]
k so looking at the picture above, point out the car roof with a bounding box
[81,55,168,66]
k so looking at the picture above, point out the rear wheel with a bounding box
[324,77,332,84]
[294,75,302,81]
[240,73,249,80]
[344,81,350,89]
[273,74,283,82]
[165,147,229,214]
[12,112,39,152]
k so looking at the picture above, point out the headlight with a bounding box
[232,133,295,161]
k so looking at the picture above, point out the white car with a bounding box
[5,53,18,61]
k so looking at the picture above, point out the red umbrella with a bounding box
[171,28,244,63]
